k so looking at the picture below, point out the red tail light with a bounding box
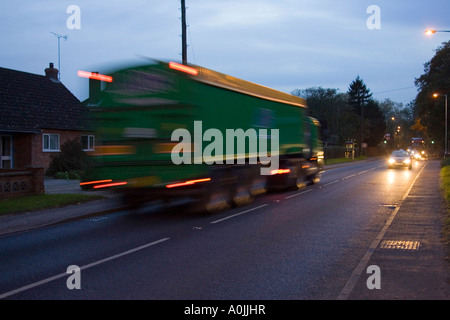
[166,178,211,189]
[93,181,128,189]
[270,169,291,175]
[80,179,112,186]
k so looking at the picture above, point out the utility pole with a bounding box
[50,32,68,80]
[181,0,187,65]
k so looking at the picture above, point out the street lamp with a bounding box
[433,93,448,156]
[425,29,450,35]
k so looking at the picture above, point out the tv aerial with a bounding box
[50,32,68,80]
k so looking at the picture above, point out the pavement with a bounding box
[0,178,124,237]
[0,158,449,299]
[346,159,450,299]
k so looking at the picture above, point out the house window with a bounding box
[81,135,95,151]
[43,133,60,152]
[1,135,13,169]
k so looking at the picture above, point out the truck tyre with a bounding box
[192,183,231,214]
[231,166,255,207]
[295,165,307,189]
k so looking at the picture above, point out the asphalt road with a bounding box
[0,158,448,303]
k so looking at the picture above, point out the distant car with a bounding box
[388,150,412,169]
[410,149,427,160]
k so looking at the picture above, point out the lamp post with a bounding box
[391,117,396,150]
[434,93,448,156]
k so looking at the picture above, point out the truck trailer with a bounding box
[80,59,323,212]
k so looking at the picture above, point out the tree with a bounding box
[414,41,450,153]
[380,99,415,149]
[291,87,349,144]
[364,99,386,147]
[347,76,373,153]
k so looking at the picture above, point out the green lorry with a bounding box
[81,59,323,212]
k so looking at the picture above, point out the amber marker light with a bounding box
[168,62,198,75]
[77,70,113,82]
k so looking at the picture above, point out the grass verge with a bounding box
[325,156,367,165]
[440,165,450,249]
[0,193,105,216]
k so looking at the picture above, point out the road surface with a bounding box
[1,158,448,303]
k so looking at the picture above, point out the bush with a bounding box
[46,139,89,178]
[54,171,81,180]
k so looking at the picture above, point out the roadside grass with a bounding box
[0,193,105,216]
[440,163,450,249]
[325,156,367,165]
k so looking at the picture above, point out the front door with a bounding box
[0,135,12,169]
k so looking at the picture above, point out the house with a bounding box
[0,63,92,172]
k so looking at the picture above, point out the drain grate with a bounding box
[379,240,420,251]
[83,216,108,222]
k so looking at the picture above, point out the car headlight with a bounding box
[388,158,395,164]
[404,159,411,164]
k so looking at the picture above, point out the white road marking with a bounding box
[322,179,340,187]
[210,204,268,224]
[284,189,313,199]
[0,237,170,299]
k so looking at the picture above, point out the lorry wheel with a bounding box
[295,164,307,189]
[310,172,321,184]
[231,167,254,207]
[192,184,231,214]
[295,173,306,189]
[232,188,254,207]
[250,175,268,196]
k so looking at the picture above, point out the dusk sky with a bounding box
[1,0,448,105]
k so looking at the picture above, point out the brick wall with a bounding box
[0,167,44,199]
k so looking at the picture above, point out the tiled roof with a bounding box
[0,66,89,132]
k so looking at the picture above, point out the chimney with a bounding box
[45,62,59,81]
[89,72,101,105]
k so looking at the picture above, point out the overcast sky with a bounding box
[1,0,448,105]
